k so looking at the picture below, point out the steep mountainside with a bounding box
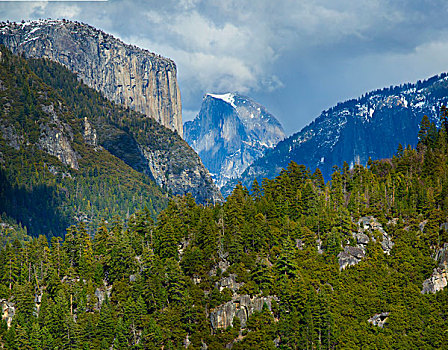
[184,93,284,188]
[26,56,221,204]
[0,46,167,237]
[0,19,183,136]
[223,74,448,194]
[1,125,448,348]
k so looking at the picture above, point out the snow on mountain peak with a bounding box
[206,93,236,109]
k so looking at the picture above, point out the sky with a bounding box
[2,0,448,135]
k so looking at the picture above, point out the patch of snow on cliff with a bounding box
[413,101,425,109]
[207,93,236,109]
[400,96,408,108]
[19,37,40,46]
[27,27,40,35]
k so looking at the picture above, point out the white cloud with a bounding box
[2,0,448,132]
[182,109,199,122]
[144,10,163,24]
[127,8,280,109]
[0,1,48,21]
[50,4,81,20]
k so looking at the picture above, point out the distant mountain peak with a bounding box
[184,93,285,188]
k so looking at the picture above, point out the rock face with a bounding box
[230,73,448,190]
[1,299,15,328]
[0,19,183,137]
[209,295,274,330]
[83,117,98,147]
[368,312,389,328]
[357,216,394,255]
[422,243,448,294]
[338,216,394,270]
[422,268,448,294]
[338,246,365,270]
[184,93,285,189]
[1,44,221,205]
[94,284,113,311]
[1,101,79,170]
[141,145,221,204]
[38,104,79,170]
[215,274,243,293]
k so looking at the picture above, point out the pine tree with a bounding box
[276,236,298,278]
[418,115,431,146]
[96,296,115,347]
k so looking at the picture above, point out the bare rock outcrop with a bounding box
[94,284,113,310]
[1,299,15,328]
[38,104,79,169]
[0,19,183,137]
[83,117,98,147]
[368,312,389,328]
[215,274,242,294]
[142,146,222,204]
[357,216,394,254]
[339,216,394,270]
[338,246,366,270]
[0,124,23,150]
[422,243,448,294]
[209,295,275,330]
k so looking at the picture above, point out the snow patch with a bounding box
[400,96,408,108]
[19,37,40,46]
[413,101,425,109]
[27,27,40,35]
[207,93,236,109]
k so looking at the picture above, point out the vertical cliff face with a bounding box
[184,93,285,188]
[422,243,448,294]
[0,19,183,137]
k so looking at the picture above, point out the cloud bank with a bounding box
[2,0,448,132]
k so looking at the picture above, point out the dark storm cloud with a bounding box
[2,0,448,134]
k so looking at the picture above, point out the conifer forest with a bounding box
[1,114,448,348]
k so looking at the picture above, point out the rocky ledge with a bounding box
[1,299,15,328]
[422,243,448,294]
[368,312,389,328]
[209,295,275,330]
[338,216,394,270]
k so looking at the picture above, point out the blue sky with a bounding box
[2,0,448,135]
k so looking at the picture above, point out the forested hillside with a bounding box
[0,45,168,240]
[25,56,222,204]
[1,113,447,349]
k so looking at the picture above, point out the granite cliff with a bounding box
[0,19,183,136]
[184,93,284,188]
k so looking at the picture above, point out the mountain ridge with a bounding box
[26,53,222,204]
[0,45,221,237]
[222,73,448,195]
[0,45,167,236]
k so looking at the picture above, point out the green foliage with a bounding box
[2,45,448,348]
[0,45,168,239]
